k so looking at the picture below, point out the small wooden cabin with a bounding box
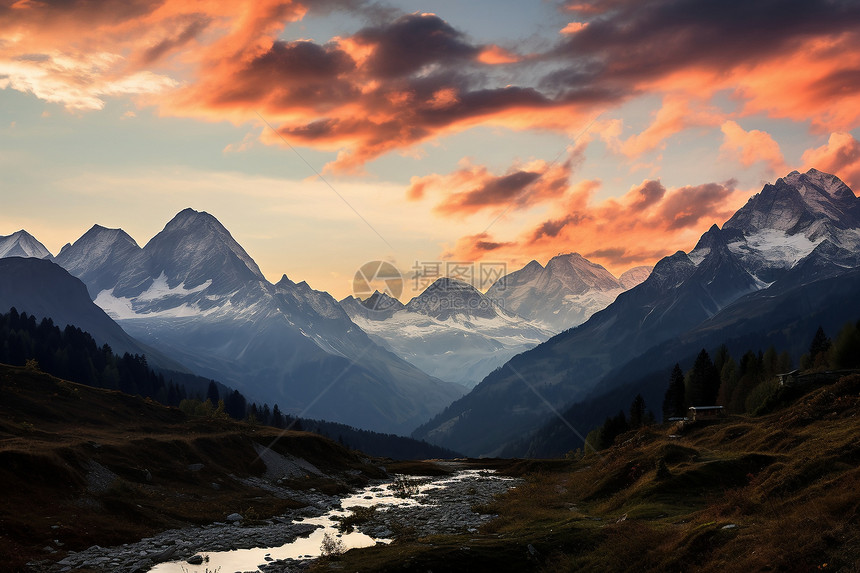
[688,405,725,422]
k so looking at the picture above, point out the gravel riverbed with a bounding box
[48,469,519,573]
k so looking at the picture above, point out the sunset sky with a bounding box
[2,0,860,299]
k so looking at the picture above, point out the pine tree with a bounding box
[271,404,285,428]
[809,325,832,367]
[831,321,860,369]
[629,394,646,428]
[687,349,720,406]
[662,363,686,419]
[206,380,220,406]
[225,389,247,420]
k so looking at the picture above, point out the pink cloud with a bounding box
[801,132,860,190]
[719,120,787,174]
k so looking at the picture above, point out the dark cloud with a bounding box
[549,0,860,96]
[355,13,479,78]
[475,238,514,251]
[214,40,358,107]
[141,16,211,65]
[629,179,666,210]
[584,246,667,266]
[658,180,736,230]
[530,214,578,242]
[455,171,541,207]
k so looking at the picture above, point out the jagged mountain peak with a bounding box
[544,252,621,294]
[618,265,653,290]
[725,169,858,236]
[0,230,51,259]
[361,290,405,312]
[783,168,855,200]
[407,277,499,320]
[110,208,265,298]
[55,224,143,299]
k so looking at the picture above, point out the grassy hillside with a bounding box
[0,363,385,571]
[317,374,860,572]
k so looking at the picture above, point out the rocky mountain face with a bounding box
[485,253,651,333]
[54,225,142,298]
[52,209,463,434]
[341,278,553,388]
[0,230,51,259]
[414,169,860,456]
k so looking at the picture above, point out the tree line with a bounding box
[0,307,189,406]
[0,307,458,459]
[662,320,860,420]
[583,319,860,453]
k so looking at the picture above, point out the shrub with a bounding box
[389,475,421,498]
[320,531,345,557]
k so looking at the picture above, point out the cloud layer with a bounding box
[3,0,860,276]
[5,0,859,168]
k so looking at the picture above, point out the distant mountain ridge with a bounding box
[341,278,553,388]
[486,253,651,333]
[413,169,860,456]
[0,230,50,259]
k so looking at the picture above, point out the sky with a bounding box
[2,0,860,300]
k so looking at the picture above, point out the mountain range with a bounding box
[0,209,464,434]
[339,256,650,388]
[413,168,860,456]
[340,279,554,388]
[485,253,651,333]
[2,168,857,450]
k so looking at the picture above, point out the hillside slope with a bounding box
[322,374,860,572]
[0,364,386,571]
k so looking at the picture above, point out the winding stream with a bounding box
[148,469,514,573]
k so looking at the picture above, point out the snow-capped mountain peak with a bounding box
[154,208,264,280]
[341,278,552,388]
[722,169,860,282]
[0,230,51,259]
[618,265,653,289]
[406,277,502,321]
[54,224,142,298]
[109,208,265,301]
[543,252,622,294]
[485,253,630,333]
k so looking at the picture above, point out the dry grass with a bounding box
[0,363,384,571]
[315,375,860,572]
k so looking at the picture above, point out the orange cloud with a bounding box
[477,45,520,64]
[2,0,860,173]
[801,132,860,190]
[604,96,724,157]
[441,232,515,262]
[719,120,786,174]
[408,155,578,218]
[560,22,588,35]
[444,176,748,276]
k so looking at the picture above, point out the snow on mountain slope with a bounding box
[341,278,553,388]
[415,169,860,456]
[723,168,860,282]
[619,266,653,289]
[485,253,649,333]
[56,208,463,434]
[0,230,51,259]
